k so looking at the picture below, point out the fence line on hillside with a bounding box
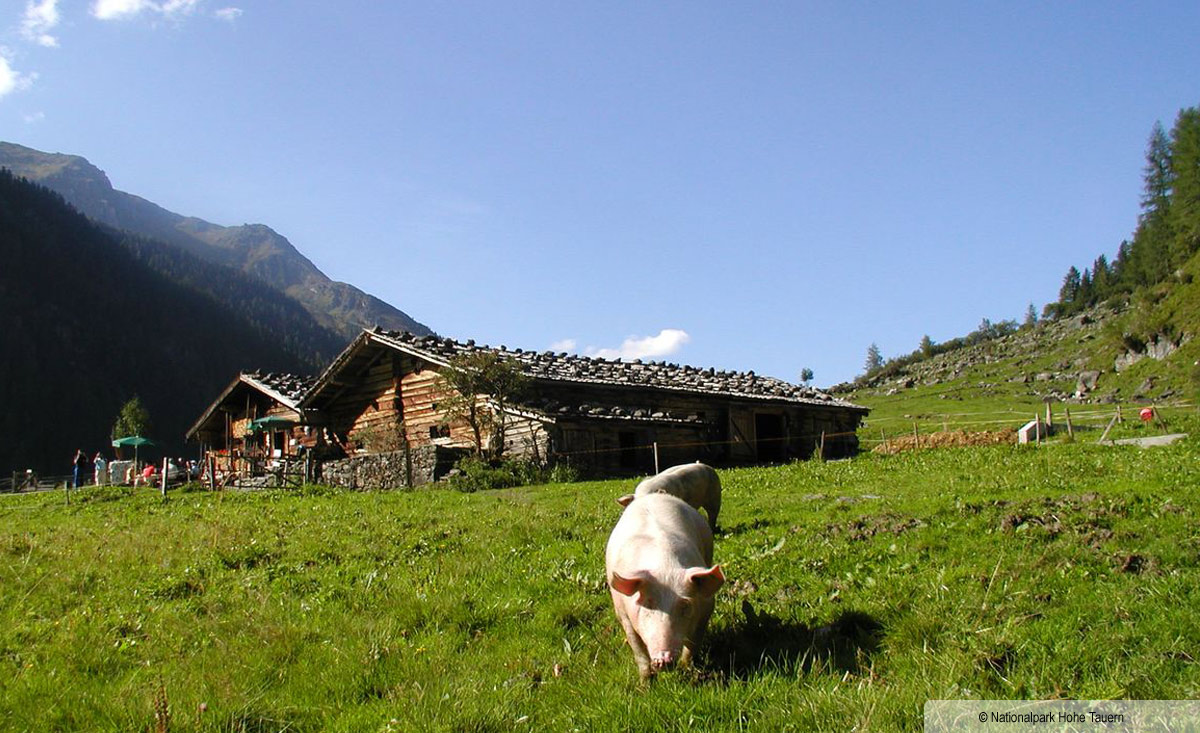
[4,400,1191,496]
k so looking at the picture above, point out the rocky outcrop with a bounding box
[1114,334,1186,372]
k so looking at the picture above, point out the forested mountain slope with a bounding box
[0,142,431,342]
[0,170,337,475]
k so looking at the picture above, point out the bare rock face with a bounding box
[1115,334,1184,372]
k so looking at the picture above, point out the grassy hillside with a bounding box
[843,251,1200,445]
[3,432,1197,731]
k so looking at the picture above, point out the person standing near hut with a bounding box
[72,449,88,489]
[93,452,108,487]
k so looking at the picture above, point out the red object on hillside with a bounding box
[1139,407,1155,422]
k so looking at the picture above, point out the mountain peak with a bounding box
[0,141,431,341]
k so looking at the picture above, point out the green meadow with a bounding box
[2,429,1198,732]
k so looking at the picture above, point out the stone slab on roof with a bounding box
[241,372,318,407]
[370,329,866,412]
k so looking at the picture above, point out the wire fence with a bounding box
[859,399,1195,448]
[1,472,74,494]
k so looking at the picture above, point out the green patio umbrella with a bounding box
[111,435,156,464]
[251,416,296,430]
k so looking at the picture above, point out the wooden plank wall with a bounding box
[400,367,478,451]
[343,356,405,452]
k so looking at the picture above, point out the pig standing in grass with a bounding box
[616,462,721,531]
[606,493,725,679]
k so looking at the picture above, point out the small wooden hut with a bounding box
[185,372,317,480]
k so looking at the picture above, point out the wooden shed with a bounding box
[185,371,318,479]
[300,328,869,479]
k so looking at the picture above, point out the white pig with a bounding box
[606,493,725,679]
[616,462,721,531]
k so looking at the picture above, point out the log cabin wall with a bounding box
[500,414,553,463]
[398,366,480,452]
[335,354,505,456]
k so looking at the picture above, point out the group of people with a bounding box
[71,449,104,488]
[70,449,201,489]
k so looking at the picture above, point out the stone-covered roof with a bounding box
[241,371,318,408]
[368,328,866,412]
[186,371,318,441]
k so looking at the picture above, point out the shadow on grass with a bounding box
[717,518,772,537]
[699,600,883,681]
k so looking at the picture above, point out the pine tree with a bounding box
[864,343,883,374]
[1058,266,1081,306]
[1024,303,1037,327]
[1169,106,1200,267]
[919,334,934,357]
[1112,240,1133,292]
[1131,122,1174,285]
[1077,268,1093,308]
[1091,255,1110,299]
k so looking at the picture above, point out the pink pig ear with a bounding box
[610,572,643,597]
[687,565,725,596]
[615,494,635,508]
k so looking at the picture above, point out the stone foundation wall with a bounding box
[320,445,465,490]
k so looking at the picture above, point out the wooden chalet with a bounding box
[185,371,318,479]
[298,328,869,478]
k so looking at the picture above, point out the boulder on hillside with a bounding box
[1075,370,1101,396]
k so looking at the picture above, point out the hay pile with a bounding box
[872,429,1016,455]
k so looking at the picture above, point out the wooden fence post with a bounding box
[160,458,168,498]
[819,431,826,460]
[1098,412,1119,443]
[1064,406,1074,440]
[912,422,919,450]
[653,442,660,474]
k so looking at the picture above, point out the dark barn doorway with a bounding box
[618,431,642,471]
[754,413,785,463]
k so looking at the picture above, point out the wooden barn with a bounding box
[185,371,318,480]
[297,328,869,480]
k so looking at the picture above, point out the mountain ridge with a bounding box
[0,169,341,476]
[0,141,431,342]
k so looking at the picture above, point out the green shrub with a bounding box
[447,456,577,492]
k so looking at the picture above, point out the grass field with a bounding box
[2,431,1198,732]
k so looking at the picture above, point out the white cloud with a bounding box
[585,329,691,361]
[92,0,150,20]
[92,0,201,20]
[160,0,200,15]
[0,53,36,98]
[214,6,242,22]
[549,339,577,353]
[23,111,46,123]
[21,0,60,48]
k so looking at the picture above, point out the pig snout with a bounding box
[650,650,677,670]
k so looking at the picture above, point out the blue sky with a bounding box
[3,2,1199,385]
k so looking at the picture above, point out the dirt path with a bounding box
[1101,433,1189,447]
